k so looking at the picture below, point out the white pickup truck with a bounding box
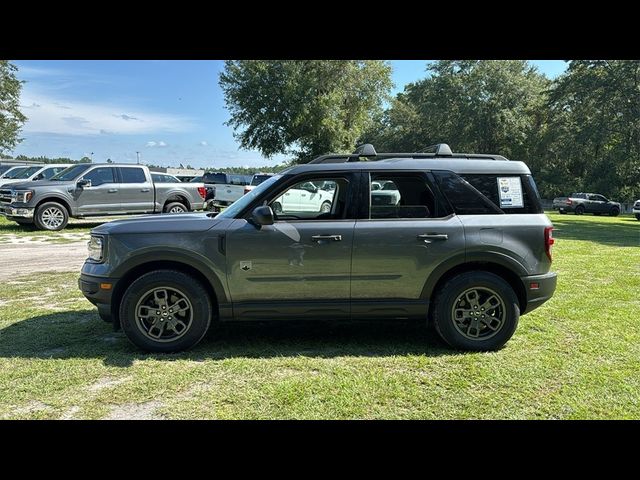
[199,172,248,211]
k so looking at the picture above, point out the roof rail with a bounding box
[308,144,508,164]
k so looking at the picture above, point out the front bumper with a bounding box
[520,271,557,314]
[79,273,119,324]
[633,208,640,214]
[0,205,35,218]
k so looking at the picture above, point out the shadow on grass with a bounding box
[0,310,456,367]
[0,221,105,235]
[551,217,639,247]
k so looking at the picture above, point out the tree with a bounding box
[0,61,27,155]
[219,60,392,162]
[362,61,549,162]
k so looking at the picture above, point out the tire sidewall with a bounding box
[433,272,520,351]
[119,270,212,352]
[610,207,620,217]
[35,202,69,231]
[575,206,584,215]
[165,202,187,214]
[321,201,332,213]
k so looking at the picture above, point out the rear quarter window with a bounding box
[461,174,543,214]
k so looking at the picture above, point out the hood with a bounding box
[92,212,224,235]
[0,179,34,188]
[0,180,72,190]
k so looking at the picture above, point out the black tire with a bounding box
[272,202,282,214]
[320,201,332,214]
[636,214,640,221]
[99,312,112,323]
[575,205,585,215]
[609,206,620,217]
[432,271,520,351]
[119,270,212,352]
[34,201,69,231]
[164,202,187,214]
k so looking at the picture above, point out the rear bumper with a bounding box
[520,271,557,314]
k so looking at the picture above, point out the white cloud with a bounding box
[146,140,168,148]
[199,141,208,146]
[20,89,194,136]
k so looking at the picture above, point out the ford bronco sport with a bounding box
[79,144,557,352]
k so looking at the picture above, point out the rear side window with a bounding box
[203,173,228,184]
[369,173,446,219]
[434,171,543,215]
[120,167,147,183]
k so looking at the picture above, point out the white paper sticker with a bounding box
[497,177,524,208]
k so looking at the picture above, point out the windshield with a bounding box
[251,174,271,186]
[217,174,283,219]
[14,166,42,179]
[1,167,28,179]
[50,164,91,181]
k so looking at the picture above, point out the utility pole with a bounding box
[136,151,140,164]
[90,152,94,163]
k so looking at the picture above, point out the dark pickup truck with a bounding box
[552,193,621,216]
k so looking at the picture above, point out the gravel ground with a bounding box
[0,240,88,281]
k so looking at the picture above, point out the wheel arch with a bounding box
[163,194,190,211]
[422,255,527,316]
[34,196,73,216]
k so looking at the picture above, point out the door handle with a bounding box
[140,188,150,192]
[418,233,448,243]
[108,188,118,193]
[311,234,342,242]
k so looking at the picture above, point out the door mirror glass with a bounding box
[250,205,274,227]
[77,178,92,188]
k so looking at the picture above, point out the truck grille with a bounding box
[0,189,12,205]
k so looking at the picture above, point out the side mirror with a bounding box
[77,179,92,188]
[250,205,274,228]
[33,174,43,181]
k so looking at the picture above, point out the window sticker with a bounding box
[497,177,523,208]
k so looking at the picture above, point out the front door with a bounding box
[351,171,466,318]
[76,166,120,214]
[225,173,359,320]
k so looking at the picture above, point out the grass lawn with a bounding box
[0,212,638,419]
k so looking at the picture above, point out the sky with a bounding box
[9,60,568,168]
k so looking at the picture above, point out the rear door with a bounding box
[351,171,465,318]
[76,166,120,214]
[118,166,154,213]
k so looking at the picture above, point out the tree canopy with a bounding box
[220,60,392,162]
[0,61,27,156]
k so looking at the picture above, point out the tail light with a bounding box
[197,187,206,199]
[566,199,572,205]
[544,226,555,262]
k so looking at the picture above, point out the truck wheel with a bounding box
[609,206,620,217]
[636,214,640,221]
[34,202,69,231]
[432,271,519,351]
[164,202,187,214]
[119,270,212,353]
[575,206,585,215]
[320,201,332,213]
[272,202,282,214]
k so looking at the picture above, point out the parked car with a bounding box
[0,165,29,179]
[552,192,621,216]
[371,180,401,206]
[79,143,557,353]
[201,172,249,211]
[270,180,334,214]
[0,163,206,231]
[0,164,70,187]
[244,173,274,195]
[633,199,640,220]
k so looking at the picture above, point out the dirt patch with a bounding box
[0,241,88,281]
[88,376,131,393]
[5,400,51,418]
[61,405,81,420]
[105,401,166,420]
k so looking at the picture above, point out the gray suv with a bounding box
[79,144,557,352]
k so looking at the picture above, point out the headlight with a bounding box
[87,236,105,262]
[11,190,34,203]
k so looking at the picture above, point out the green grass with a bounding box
[0,213,638,419]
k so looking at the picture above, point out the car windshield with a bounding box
[1,167,27,179]
[217,175,283,219]
[50,164,92,181]
[13,166,42,179]
[251,174,271,186]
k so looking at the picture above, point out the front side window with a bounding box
[369,173,439,219]
[120,167,147,183]
[269,177,349,221]
[14,166,41,179]
[40,167,66,179]
[82,167,116,187]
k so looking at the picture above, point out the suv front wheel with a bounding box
[119,270,212,352]
[432,271,519,351]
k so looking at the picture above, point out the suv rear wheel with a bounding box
[575,205,585,215]
[119,270,212,352]
[432,271,519,351]
[609,206,620,217]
